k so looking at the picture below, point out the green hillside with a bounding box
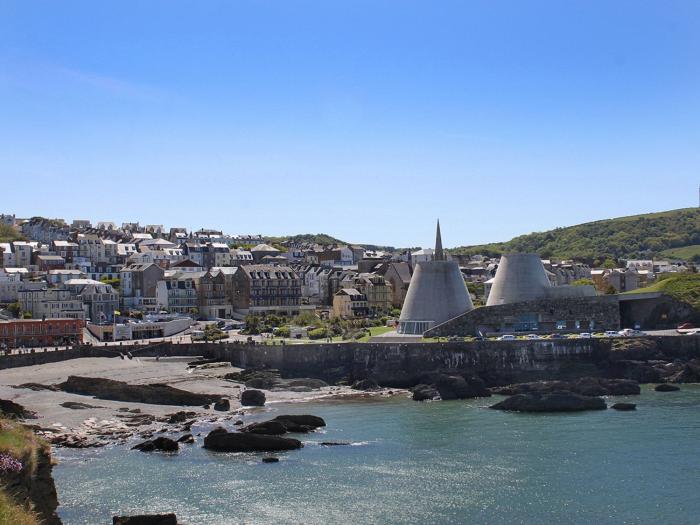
[626,274,700,310]
[452,208,700,263]
[661,244,700,261]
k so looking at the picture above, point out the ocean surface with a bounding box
[53,386,700,525]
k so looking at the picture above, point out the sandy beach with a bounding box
[0,356,389,447]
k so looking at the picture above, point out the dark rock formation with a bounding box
[241,389,266,406]
[273,414,326,429]
[352,379,380,391]
[666,359,700,383]
[491,377,640,397]
[320,441,350,446]
[431,374,490,400]
[166,411,197,424]
[132,437,179,453]
[262,456,279,463]
[113,514,178,525]
[490,391,607,412]
[59,376,220,406]
[13,382,58,391]
[411,384,440,401]
[177,434,195,444]
[60,401,104,410]
[655,384,680,392]
[242,414,326,435]
[241,420,288,435]
[213,398,230,411]
[203,428,302,452]
[0,399,37,419]
[611,403,637,411]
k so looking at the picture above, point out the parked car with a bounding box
[550,334,565,339]
[579,332,592,339]
[619,328,644,337]
[497,334,516,341]
[604,331,620,337]
[526,334,541,340]
[677,322,695,330]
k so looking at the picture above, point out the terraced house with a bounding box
[232,264,307,316]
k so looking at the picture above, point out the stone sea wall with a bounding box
[2,336,698,386]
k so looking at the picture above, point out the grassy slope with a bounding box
[0,419,40,525]
[661,244,700,260]
[627,274,700,310]
[451,208,700,262]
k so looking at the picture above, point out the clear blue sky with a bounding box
[1,1,699,248]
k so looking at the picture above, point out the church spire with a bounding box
[435,219,444,261]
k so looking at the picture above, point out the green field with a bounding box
[661,244,700,261]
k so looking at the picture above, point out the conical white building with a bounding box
[398,221,474,335]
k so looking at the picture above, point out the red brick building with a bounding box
[0,318,84,350]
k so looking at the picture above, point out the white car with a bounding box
[526,334,541,340]
[604,331,619,337]
[619,328,644,337]
[579,332,592,339]
[497,334,516,341]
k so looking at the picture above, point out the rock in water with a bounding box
[177,434,195,444]
[411,384,440,401]
[213,398,230,411]
[611,403,637,411]
[112,514,178,524]
[241,421,289,435]
[490,391,607,412]
[131,437,179,453]
[203,428,302,452]
[352,379,380,391]
[272,415,326,429]
[262,456,279,463]
[490,377,640,397]
[240,389,266,406]
[433,375,490,400]
[655,384,681,392]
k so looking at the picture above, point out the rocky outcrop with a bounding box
[213,398,230,411]
[242,414,326,435]
[411,384,440,401]
[60,401,105,410]
[240,389,266,406]
[352,379,380,391]
[655,384,680,392]
[1,434,61,524]
[491,377,640,397]
[490,391,607,412]
[177,434,194,444]
[112,514,178,524]
[0,399,37,419]
[58,376,221,406]
[203,427,302,452]
[132,437,179,453]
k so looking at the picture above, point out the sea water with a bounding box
[53,386,700,525]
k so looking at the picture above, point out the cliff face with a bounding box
[1,423,61,525]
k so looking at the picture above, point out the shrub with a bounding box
[308,327,329,340]
[275,326,291,338]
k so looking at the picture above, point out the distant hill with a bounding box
[451,208,700,263]
[268,233,348,245]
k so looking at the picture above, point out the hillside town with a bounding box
[0,213,695,350]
